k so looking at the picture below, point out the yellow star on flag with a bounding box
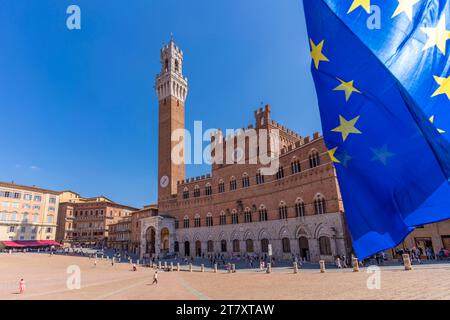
[347,0,371,14]
[392,0,420,21]
[332,115,362,142]
[310,39,329,70]
[429,115,446,133]
[421,16,450,55]
[431,75,450,100]
[333,78,362,102]
[328,147,341,163]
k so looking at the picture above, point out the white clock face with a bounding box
[160,175,170,188]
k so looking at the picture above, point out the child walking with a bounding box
[19,279,25,294]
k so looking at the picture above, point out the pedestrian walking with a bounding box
[152,270,158,285]
[19,279,25,294]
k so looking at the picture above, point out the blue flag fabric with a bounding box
[303,0,450,259]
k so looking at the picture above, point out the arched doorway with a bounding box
[195,240,202,257]
[146,227,156,256]
[184,241,190,256]
[299,236,310,261]
[160,228,170,254]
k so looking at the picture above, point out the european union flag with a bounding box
[303,0,450,259]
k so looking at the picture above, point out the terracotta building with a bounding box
[136,39,351,262]
[0,182,60,244]
[56,191,138,247]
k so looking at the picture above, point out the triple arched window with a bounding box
[309,150,320,168]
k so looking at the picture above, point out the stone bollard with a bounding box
[158,261,162,269]
[201,264,205,272]
[227,263,232,273]
[293,262,298,274]
[352,257,359,272]
[177,263,180,272]
[164,261,168,269]
[266,263,272,274]
[170,262,174,272]
[231,264,236,273]
[214,263,218,273]
[137,259,140,265]
[189,263,193,272]
[402,254,413,271]
[319,260,326,273]
[9,249,12,255]
[129,259,132,264]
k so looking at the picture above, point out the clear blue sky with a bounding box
[0,0,320,208]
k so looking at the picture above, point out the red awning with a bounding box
[2,241,26,248]
[2,240,62,248]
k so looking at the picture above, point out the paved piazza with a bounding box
[0,253,449,300]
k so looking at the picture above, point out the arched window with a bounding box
[309,150,320,168]
[183,216,190,228]
[164,58,169,71]
[194,185,200,197]
[259,205,268,222]
[282,238,291,253]
[314,195,327,215]
[206,212,213,227]
[246,239,254,252]
[219,211,227,225]
[261,239,269,253]
[221,240,227,252]
[230,177,237,191]
[232,239,240,252]
[218,180,225,193]
[231,210,239,224]
[244,208,252,223]
[295,198,305,217]
[174,241,179,252]
[291,158,301,174]
[319,236,332,255]
[194,214,201,227]
[242,173,250,188]
[175,59,179,72]
[183,187,189,199]
[174,219,179,229]
[21,213,29,222]
[276,166,284,180]
[278,201,288,219]
[207,240,214,252]
[256,170,265,184]
[205,183,212,196]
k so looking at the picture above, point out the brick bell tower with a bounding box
[155,37,188,202]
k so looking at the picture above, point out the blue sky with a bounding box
[0,0,320,208]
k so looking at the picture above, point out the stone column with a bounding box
[189,263,193,272]
[266,263,272,273]
[177,263,180,272]
[319,260,326,273]
[231,264,236,273]
[293,262,298,274]
[402,254,412,271]
[214,263,218,273]
[201,264,205,272]
[352,257,359,272]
